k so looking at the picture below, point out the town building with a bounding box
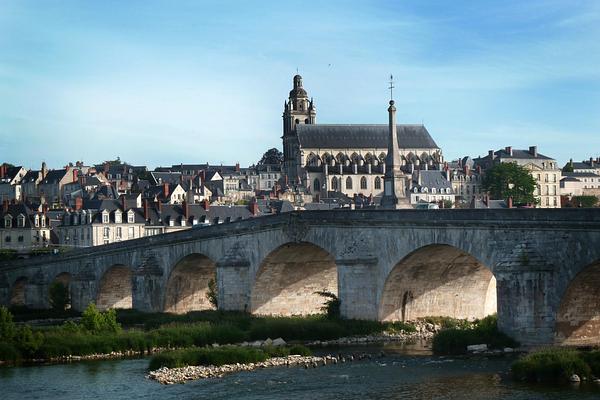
[474,146,561,208]
[0,201,51,253]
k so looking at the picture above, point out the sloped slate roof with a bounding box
[296,124,439,149]
[414,171,452,190]
[495,149,553,160]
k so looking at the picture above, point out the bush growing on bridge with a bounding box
[315,291,340,319]
[49,282,70,311]
[206,278,218,309]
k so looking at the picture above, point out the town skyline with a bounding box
[1,1,599,168]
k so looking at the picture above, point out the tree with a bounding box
[49,282,70,311]
[207,278,218,309]
[258,148,283,165]
[0,306,16,342]
[572,195,598,208]
[482,162,537,205]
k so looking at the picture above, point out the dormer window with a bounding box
[180,218,186,227]
[4,216,12,228]
[115,211,122,224]
[431,188,436,194]
[17,215,25,228]
[34,215,39,227]
[41,216,46,227]
[127,211,135,223]
[169,218,175,227]
[102,211,109,224]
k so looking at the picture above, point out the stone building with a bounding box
[0,202,50,253]
[0,165,27,202]
[281,75,443,202]
[474,146,561,208]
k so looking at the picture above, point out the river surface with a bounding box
[1,343,599,400]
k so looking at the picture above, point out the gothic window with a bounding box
[346,177,353,190]
[331,177,338,191]
[375,176,382,190]
[360,177,367,190]
[313,178,321,192]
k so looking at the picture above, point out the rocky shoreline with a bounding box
[147,353,379,385]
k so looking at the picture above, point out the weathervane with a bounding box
[388,74,395,101]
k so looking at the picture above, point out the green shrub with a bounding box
[315,291,340,319]
[512,348,592,383]
[288,344,312,356]
[81,303,121,334]
[582,350,600,376]
[14,325,44,357]
[207,278,218,309]
[0,342,20,362]
[148,346,268,370]
[432,314,518,355]
[0,306,16,341]
[49,282,70,311]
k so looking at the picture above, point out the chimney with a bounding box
[488,150,494,159]
[121,195,126,211]
[0,165,5,179]
[143,199,149,220]
[590,157,594,166]
[505,146,513,156]
[248,201,259,216]
[445,169,450,181]
[202,199,210,211]
[73,169,78,182]
[183,200,189,219]
[2,199,8,213]
[42,203,48,215]
[103,163,109,174]
[74,197,83,211]
[163,183,170,199]
[507,196,513,209]
[529,146,538,157]
[235,162,240,172]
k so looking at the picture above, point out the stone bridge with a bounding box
[1,209,600,347]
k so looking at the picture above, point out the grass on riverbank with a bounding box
[431,315,518,355]
[511,347,600,383]
[0,306,415,364]
[148,344,313,370]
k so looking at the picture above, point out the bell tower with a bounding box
[282,74,316,185]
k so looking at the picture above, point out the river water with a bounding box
[1,344,599,400]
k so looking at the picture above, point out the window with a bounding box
[431,188,436,194]
[4,217,11,228]
[34,215,39,227]
[331,177,338,191]
[313,178,321,192]
[128,227,135,238]
[5,235,10,242]
[360,177,367,190]
[115,212,122,224]
[102,212,109,224]
[346,177,353,190]
[127,212,134,223]
[41,216,46,227]
[374,177,381,190]
[103,227,110,238]
[116,227,122,239]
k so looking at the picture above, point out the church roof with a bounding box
[296,124,439,149]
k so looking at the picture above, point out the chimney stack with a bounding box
[235,162,240,172]
[2,199,8,213]
[73,169,78,182]
[248,200,259,216]
[488,150,494,159]
[202,199,210,211]
[143,199,149,220]
[590,157,594,166]
[163,183,170,199]
[529,146,538,157]
[121,195,126,211]
[182,200,189,219]
[74,197,83,211]
[507,196,513,209]
[505,146,513,156]
[0,164,5,179]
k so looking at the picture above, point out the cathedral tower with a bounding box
[282,74,316,184]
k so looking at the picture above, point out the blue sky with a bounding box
[0,0,599,169]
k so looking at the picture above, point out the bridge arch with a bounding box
[96,264,133,310]
[379,244,496,322]
[164,253,216,313]
[10,276,28,306]
[250,242,338,316]
[555,259,600,346]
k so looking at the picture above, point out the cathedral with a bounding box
[282,75,446,203]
